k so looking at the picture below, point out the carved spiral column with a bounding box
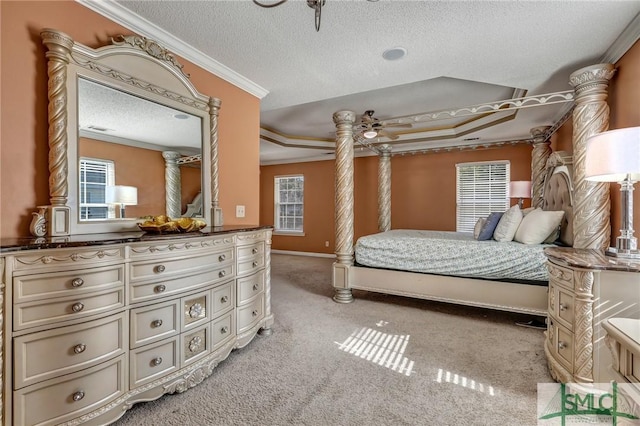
[530,126,552,209]
[569,64,615,250]
[333,111,356,303]
[163,151,182,218]
[573,270,595,383]
[209,98,222,224]
[378,145,392,232]
[260,229,273,335]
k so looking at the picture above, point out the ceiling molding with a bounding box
[76,0,269,99]
[601,11,640,64]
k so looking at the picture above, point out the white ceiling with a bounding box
[81,0,640,164]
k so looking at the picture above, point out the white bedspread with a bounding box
[354,229,552,282]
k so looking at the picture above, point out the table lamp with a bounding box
[106,185,138,219]
[509,181,531,209]
[585,126,640,259]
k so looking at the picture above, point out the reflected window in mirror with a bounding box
[79,158,115,220]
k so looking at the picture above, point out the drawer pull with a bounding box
[71,302,84,313]
[73,343,86,354]
[252,310,259,317]
[154,284,166,293]
[252,247,258,254]
[151,357,163,366]
[252,261,258,267]
[253,284,259,291]
[559,303,568,312]
[221,326,229,334]
[152,319,163,328]
[218,254,226,262]
[219,270,226,278]
[189,303,204,318]
[221,295,229,303]
[558,341,568,350]
[72,391,85,402]
[155,265,166,273]
[71,278,84,288]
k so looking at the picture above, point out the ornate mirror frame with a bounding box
[30,28,222,237]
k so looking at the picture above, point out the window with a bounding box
[456,161,510,233]
[274,175,304,233]
[79,158,115,220]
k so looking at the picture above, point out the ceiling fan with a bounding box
[355,110,412,141]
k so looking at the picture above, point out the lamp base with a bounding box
[605,246,640,260]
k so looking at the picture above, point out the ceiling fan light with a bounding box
[363,130,378,139]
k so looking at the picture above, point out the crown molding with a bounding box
[601,12,640,64]
[76,0,269,99]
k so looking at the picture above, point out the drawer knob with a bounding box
[73,343,86,354]
[71,302,84,313]
[252,261,258,267]
[558,341,568,350]
[252,247,258,254]
[252,309,259,317]
[154,284,166,293]
[218,254,226,262]
[71,278,84,288]
[151,357,163,366]
[152,319,163,328]
[559,303,568,312]
[189,303,204,318]
[72,391,85,402]
[155,265,166,273]
[220,295,229,303]
[253,283,259,291]
[218,270,226,278]
[221,326,229,334]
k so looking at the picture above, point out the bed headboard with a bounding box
[542,151,574,247]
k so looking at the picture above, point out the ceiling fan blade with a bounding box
[381,122,412,128]
[377,129,399,140]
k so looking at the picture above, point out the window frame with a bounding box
[79,157,116,221]
[455,160,511,233]
[273,174,305,236]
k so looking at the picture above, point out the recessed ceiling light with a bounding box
[382,47,407,61]
[173,113,189,120]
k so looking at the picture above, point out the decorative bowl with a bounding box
[138,216,206,234]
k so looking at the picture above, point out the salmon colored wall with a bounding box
[0,1,260,238]
[260,144,533,253]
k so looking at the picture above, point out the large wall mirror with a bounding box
[31,29,222,237]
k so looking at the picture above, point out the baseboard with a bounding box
[271,250,334,259]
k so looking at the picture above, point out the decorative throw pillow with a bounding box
[514,208,565,245]
[473,217,487,239]
[522,207,535,217]
[477,212,503,241]
[493,205,523,242]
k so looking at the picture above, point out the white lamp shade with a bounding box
[106,185,138,205]
[509,181,531,198]
[585,127,640,182]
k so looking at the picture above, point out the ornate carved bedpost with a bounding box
[530,126,552,209]
[163,151,182,218]
[569,64,615,250]
[333,111,356,303]
[378,145,392,232]
[209,97,223,226]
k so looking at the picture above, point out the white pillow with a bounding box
[493,205,523,242]
[514,209,565,245]
[473,217,486,239]
[522,207,535,217]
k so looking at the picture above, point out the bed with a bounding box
[331,143,574,316]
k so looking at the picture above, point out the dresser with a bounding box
[544,247,640,384]
[0,226,273,425]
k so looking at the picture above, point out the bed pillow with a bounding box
[522,207,535,217]
[476,212,503,241]
[514,208,565,245]
[493,205,523,242]
[473,217,487,239]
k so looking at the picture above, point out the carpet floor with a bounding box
[113,254,553,426]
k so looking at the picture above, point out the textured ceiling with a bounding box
[81,0,640,163]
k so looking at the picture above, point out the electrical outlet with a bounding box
[325,241,329,247]
[236,205,245,218]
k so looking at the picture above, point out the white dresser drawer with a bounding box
[237,294,264,334]
[130,300,179,349]
[237,241,264,260]
[14,264,124,303]
[14,288,125,331]
[128,235,236,260]
[13,354,125,426]
[130,337,179,389]
[181,323,210,367]
[212,280,234,317]
[211,312,234,349]
[129,264,234,304]
[237,270,265,305]
[547,261,573,290]
[10,247,125,273]
[182,290,210,332]
[237,255,264,277]
[129,249,233,284]
[14,313,126,389]
[548,318,574,373]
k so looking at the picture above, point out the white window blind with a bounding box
[274,175,304,233]
[79,158,115,220]
[456,161,510,233]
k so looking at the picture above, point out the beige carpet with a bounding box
[113,254,553,426]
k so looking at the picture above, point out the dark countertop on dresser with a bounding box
[0,225,273,253]
[544,246,640,273]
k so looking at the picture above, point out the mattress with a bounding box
[354,229,552,282]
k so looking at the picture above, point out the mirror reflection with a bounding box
[77,78,203,221]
